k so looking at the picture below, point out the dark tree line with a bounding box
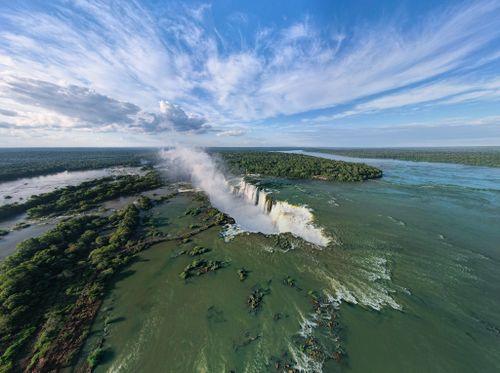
[0,148,158,182]
[311,147,500,167]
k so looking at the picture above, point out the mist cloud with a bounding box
[160,145,277,233]
[159,146,330,246]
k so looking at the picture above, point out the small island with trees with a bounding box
[219,151,383,181]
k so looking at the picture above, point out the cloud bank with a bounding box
[1,77,209,134]
[0,0,499,145]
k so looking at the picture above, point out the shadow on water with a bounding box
[107,316,126,325]
[206,305,227,324]
[112,269,137,283]
[99,348,115,365]
[151,217,169,225]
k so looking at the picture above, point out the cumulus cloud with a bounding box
[0,77,208,134]
[158,100,209,133]
[5,78,140,125]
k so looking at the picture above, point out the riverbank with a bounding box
[309,147,500,168]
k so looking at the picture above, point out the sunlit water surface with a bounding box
[53,154,500,372]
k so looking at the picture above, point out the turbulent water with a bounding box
[231,179,330,246]
[160,147,329,246]
[77,149,499,372]
[160,146,276,233]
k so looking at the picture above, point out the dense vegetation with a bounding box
[0,206,141,372]
[0,148,158,182]
[311,147,500,167]
[0,188,235,372]
[219,151,382,181]
[0,171,162,222]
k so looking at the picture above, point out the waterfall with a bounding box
[232,179,330,247]
[160,146,330,247]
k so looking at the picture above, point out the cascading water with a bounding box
[231,179,330,246]
[160,146,330,247]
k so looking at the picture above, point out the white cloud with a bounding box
[0,108,17,117]
[216,129,246,137]
[158,100,209,133]
[0,0,499,143]
[303,78,500,123]
[0,77,209,134]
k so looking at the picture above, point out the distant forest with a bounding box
[1,147,497,184]
[310,147,500,167]
[0,148,158,182]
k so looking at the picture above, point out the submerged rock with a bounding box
[237,267,249,281]
[273,312,288,322]
[283,276,295,287]
[206,305,227,323]
[233,331,261,351]
[268,353,300,373]
[246,285,270,314]
[282,276,303,291]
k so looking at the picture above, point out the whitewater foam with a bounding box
[160,146,330,247]
[231,179,330,247]
[315,260,402,311]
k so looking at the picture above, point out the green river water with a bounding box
[78,152,499,372]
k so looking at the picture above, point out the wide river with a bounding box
[74,151,500,373]
[2,152,499,372]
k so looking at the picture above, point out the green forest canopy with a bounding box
[0,148,158,182]
[219,151,382,181]
[0,171,162,222]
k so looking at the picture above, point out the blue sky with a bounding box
[0,0,499,147]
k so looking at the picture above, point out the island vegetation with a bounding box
[311,147,500,167]
[0,206,142,372]
[0,187,235,372]
[219,151,382,181]
[0,171,162,222]
[179,258,228,280]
